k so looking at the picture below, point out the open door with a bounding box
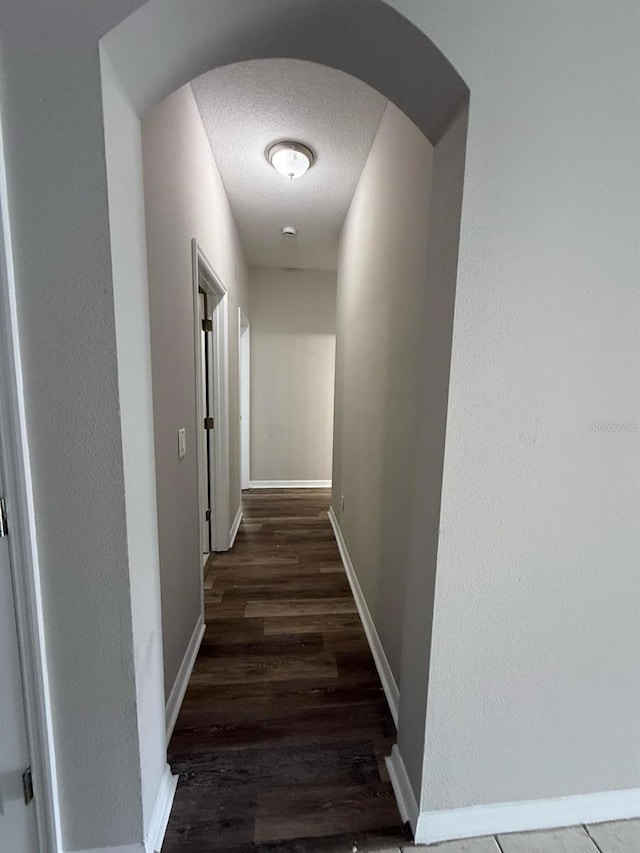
[199,290,216,559]
[193,238,230,561]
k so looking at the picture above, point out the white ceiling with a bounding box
[190,59,387,271]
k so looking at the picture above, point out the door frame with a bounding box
[192,238,230,567]
[238,308,251,491]
[0,112,61,850]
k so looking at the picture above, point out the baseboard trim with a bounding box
[385,744,419,831]
[413,787,640,845]
[145,765,178,853]
[165,616,205,743]
[327,507,399,725]
[385,744,640,844]
[230,506,243,548]
[249,479,332,489]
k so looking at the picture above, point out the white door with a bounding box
[199,287,217,555]
[0,462,39,851]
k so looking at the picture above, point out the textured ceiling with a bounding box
[191,59,387,271]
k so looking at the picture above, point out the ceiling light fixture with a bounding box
[281,225,297,237]
[267,141,315,180]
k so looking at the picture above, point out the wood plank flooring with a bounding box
[162,489,406,853]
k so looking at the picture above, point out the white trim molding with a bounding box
[192,237,231,560]
[145,765,178,853]
[386,745,640,845]
[238,308,251,492]
[385,744,419,830]
[415,789,640,845]
[327,506,399,725]
[165,616,205,743]
[230,506,243,549]
[250,479,332,489]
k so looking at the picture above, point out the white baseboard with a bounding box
[249,479,332,489]
[165,616,205,743]
[327,507,399,725]
[385,744,419,830]
[145,765,178,853]
[386,745,640,844]
[414,787,640,845]
[230,506,243,548]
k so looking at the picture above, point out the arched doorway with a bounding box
[101,0,468,847]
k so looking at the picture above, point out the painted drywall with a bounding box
[332,102,434,684]
[392,0,640,813]
[250,267,336,482]
[0,0,637,848]
[102,52,168,839]
[0,3,151,848]
[395,103,468,802]
[142,84,249,701]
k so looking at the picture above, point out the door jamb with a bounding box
[0,110,61,850]
[192,238,230,568]
[238,308,250,491]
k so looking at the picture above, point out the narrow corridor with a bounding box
[162,489,406,852]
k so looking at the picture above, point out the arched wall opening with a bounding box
[100,0,469,847]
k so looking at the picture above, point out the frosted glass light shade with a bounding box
[267,141,315,179]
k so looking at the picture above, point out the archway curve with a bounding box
[101,0,470,837]
[102,0,468,144]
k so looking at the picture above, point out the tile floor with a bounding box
[379,819,639,853]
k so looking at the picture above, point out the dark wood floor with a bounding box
[162,489,406,853]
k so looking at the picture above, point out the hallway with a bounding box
[162,489,406,852]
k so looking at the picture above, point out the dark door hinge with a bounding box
[22,767,33,805]
[0,497,8,538]
[205,509,211,522]
[204,417,214,430]
[201,318,213,332]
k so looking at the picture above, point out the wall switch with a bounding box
[178,428,186,459]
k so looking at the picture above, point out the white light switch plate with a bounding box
[178,428,186,459]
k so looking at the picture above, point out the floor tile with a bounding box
[245,832,406,852]
[498,826,598,853]
[407,836,501,852]
[586,819,640,853]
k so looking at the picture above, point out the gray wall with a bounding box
[102,52,168,837]
[250,266,336,483]
[142,84,249,701]
[397,0,640,811]
[332,102,434,685]
[0,0,637,848]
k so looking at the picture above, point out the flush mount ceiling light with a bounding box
[267,141,315,180]
[282,225,297,237]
